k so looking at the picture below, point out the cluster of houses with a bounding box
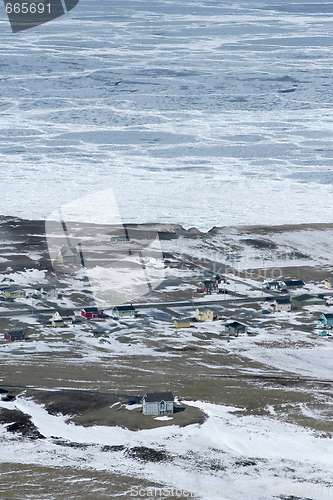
[197,275,228,295]
[0,285,59,302]
[174,306,248,337]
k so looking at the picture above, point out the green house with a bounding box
[291,294,326,307]
[112,305,136,319]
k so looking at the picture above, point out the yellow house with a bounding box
[174,320,191,328]
[51,319,64,328]
[2,289,26,299]
[196,307,213,322]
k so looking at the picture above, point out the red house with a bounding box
[81,307,104,319]
[4,330,25,342]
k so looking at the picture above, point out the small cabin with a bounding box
[324,279,333,289]
[142,391,174,416]
[57,246,80,265]
[36,285,58,300]
[51,319,65,328]
[265,281,280,291]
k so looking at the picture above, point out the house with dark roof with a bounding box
[111,305,136,319]
[318,313,333,329]
[281,280,305,290]
[271,297,291,312]
[224,321,247,337]
[198,280,218,294]
[142,391,174,416]
[265,281,281,291]
[291,294,326,307]
[4,330,25,342]
[81,307,104,319]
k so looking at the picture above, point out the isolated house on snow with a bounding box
[174,320,191,328]
[324,279,333,289]
[224,321,247,336]
[265,281,280,291]
[57,246,80,265]
[142,392,174,416]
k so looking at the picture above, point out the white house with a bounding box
[271,297,291,312]
[142,391,174,416]
[36,286,58,300]
[52,309,76,325]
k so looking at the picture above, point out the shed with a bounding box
[271,297,291,312]
[51,319,65,328]
[291,294,326,307]
[142,391,174,416]
[111,305,136,319]
[225,321,247,336]
[318,313,333,328]
[4,330,25,342]
[174,320,191,328]
[196,307,213,322]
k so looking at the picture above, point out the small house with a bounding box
[271,297,291,312]
[224,321,247,336]
[281,280,305,290]
[291,294,326,307]
[36,285,58,300]
[142,391,174,416]
[4,330,25,342]
[81,307,104,319]
[324,279,333,289]
[198,280,218,294]
[111,305,136,319]
[318,313,333,329]
[265,281,280,291]
[2,288,26,299]
[57,246,80,265]
[174,320,191,328]
[196,307,214,322]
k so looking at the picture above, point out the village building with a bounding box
[174,320,191,328]
[57,246,80,265]
[318,313,333,329]
[36,285,58,300]
[81,307,104,319]
[2,288,26,299]
[196,307,214,322]
[51,319,65,328]
[280,280,305,290]
[111,305,136,319]
[142,391,174,416]
[198,280,218,294]
[224,321,247,336]
[52,309,76,325]
[4,330,25,342]
[271,297,292,312]
[291,294,326,308]
[324,279,333,289]
[265,281,281,291]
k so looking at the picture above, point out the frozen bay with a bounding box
[0,0,333,228]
